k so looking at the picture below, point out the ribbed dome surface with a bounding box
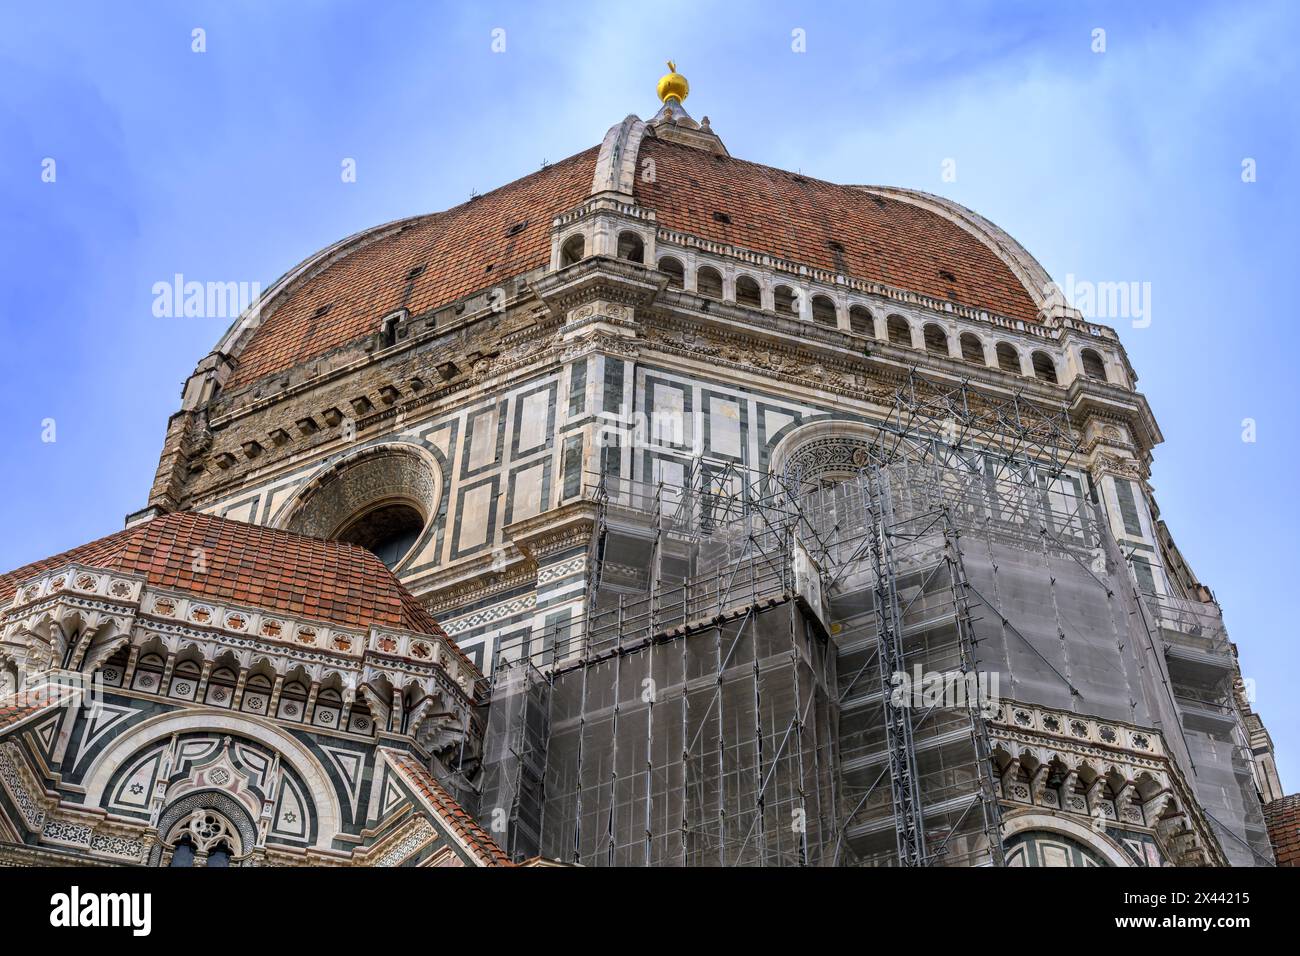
[223,132,1041,390]
[226,146,601,389]
[634,137,1040,323]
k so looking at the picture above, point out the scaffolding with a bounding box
[1135,588,1273,866]
[815,460,1007,867]
[474,370,1266,866]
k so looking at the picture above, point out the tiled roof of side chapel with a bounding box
[0,510,448,639]
[215,63,1049,395]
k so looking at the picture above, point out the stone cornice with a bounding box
[2,563,477,706]
[1068,381,1163,456]
[505,501,601,562]
[529,256,666,315]
[989,699,1227,866]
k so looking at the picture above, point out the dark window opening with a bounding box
[207,843,232,868]
[659,256,685,289]
[887,315,912,347]
[560,234,585,268]
[924,323,949,354]
[774,285,798,316]
[735,276,761,307]
[849,305,873,336]
[170,835,196,868]
[617,232,644,263]
[335,502,425,570]
[696,266,723,299]
[996,342,1021,373]
[812,295,838,328]
[1032,350,1058,384]
[1081,348,1108,382]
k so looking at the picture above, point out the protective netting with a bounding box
[477,440,1269,866]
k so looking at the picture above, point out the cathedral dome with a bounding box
[212,100,1048,396]
[221,146,602,390]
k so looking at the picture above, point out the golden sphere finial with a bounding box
[657,60,689,104]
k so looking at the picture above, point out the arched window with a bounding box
[335,501,424,569]
[617,231,644,263]
[995,342,1021,374]
[735,275,761,308]
[132,653,166,694]
[849,305,873,337]
[169,659,202,700]
[162,808,242,868]
[314,687,343,729]
[923,323,949,355]
[811,295,838,328]
[960,333,986,365]
[205,666,238,708]
[169,834,196,868]
[887,315,912,347]
[1032,350,1058,384]
[696,266,723,299]
[278,680,309,721]
[1081,348,1108,382]
[241,673,273,716]
[560,234,585,268]
[659,256,685,289]
[773,285,798,316]
[207,842,232,868]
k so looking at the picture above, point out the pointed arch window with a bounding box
[169,834,196,867]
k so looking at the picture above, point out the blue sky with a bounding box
[1,0,1296,787]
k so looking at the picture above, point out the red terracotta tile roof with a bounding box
[225,147,601,389]
[222,130,1042,392]
[0,511,448,639]
[634,136,1040,323]
[0,685,62,737]
[1266,793,1300,866]
[382,749,513,866]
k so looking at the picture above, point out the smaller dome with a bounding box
[657,60,688,104]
